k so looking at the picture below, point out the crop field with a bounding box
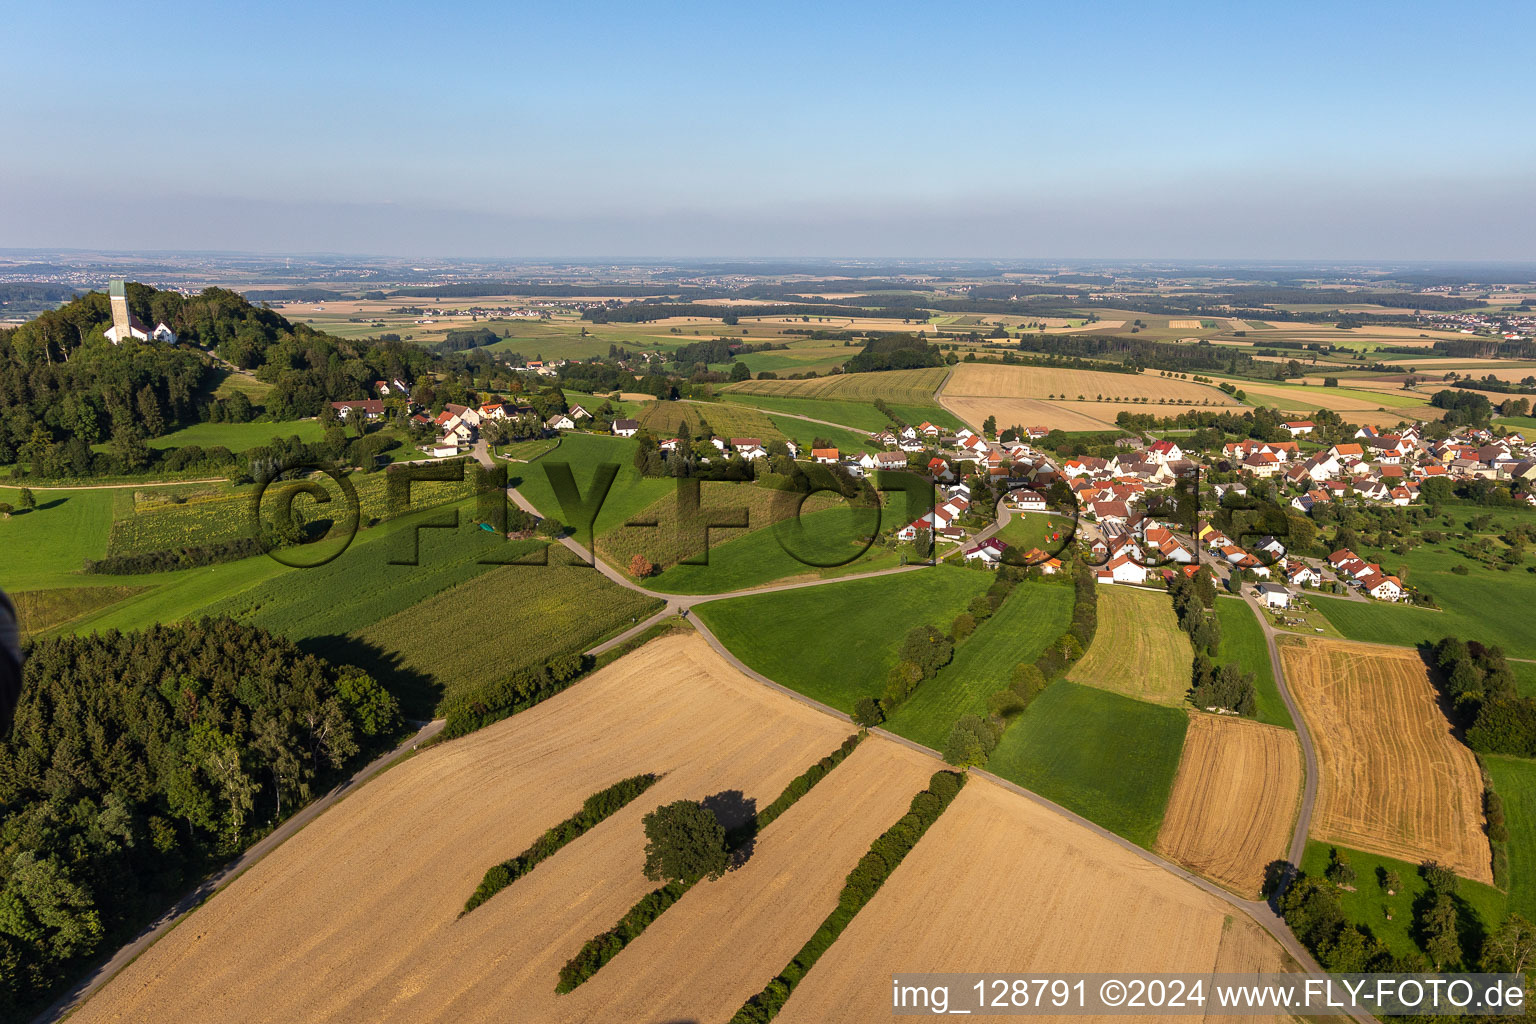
[1155,715,1302,897]
[726,366,949,405]
[351,555,664,707]
[942,394,1226,433]
[1279,636,1492,883]
[10,585,146,637]
[692,566,991,713]
[777,778,1295,1023]
[635,399,785,441]
[70,634,855,1024]
[569,736,936,1021]
[1067,586,1191,705]
[1213,597,1292,729]
[943,362,1235,404]
[1228,379,1432,414]
[0,486,116,587]
[986,681,1189,847]
[883,581,1075,750]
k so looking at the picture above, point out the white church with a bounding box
[104,279,177,344]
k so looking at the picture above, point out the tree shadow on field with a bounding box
[704,789,758,870]
[299,633,442,721]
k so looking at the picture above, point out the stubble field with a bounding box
[1155,714,1303,897]
[776,778,1296,1024]
[726,366,949,404]
[1279,636,1492,884]
[938,363,1236,432]
[71,634,857,1024]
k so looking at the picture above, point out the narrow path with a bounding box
[15,477,227,490]
[1239,590,1319,872]
[32,718,445,1024]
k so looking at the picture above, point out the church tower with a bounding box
[109,280,131,341]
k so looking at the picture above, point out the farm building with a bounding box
[1256,583,1292,609]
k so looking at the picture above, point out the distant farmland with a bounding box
[938,362,1235,432]
[727,366,949,405]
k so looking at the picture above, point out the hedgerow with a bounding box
[729,770,967,1023]
[556,732,864,993]
[461,773,658,915]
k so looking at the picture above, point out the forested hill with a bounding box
[0,619,402,1016]
[0,284,436,461]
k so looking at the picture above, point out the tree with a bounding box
[853,697,884,727]
[16,487,33,511]
[628,553,655,579]
[1482,914,1536,974]
[1324,848,1356,887]
[982,414,997,437]
[728,361,750,382]
[641,800,729,885]
[1421,891,1462,968]
[109,425,151,472]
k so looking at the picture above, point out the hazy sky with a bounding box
[4,0,1532,258]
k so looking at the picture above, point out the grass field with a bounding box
[1486,755,1536,922]
[141,419,327,451]
[1298,840,1506,965]
[692,566,991,713]
[883,581,1074,750]
[1512,661,1536,699]
[993,511,1074,554]
[1280,636,1491,883]
[719,392,963,433]
[778,777,1293,1023]
[1066,586,1191,705]
[642,507,902,594]
[68,634,858,1024]
[1309,549,1536,659]
[636,399,784,441]
[1214,596,1293,729]
[726,367,949,405]
[0,486,117,587]
[985,681,1189,847]
[511,432,674,544]
[1155,715,1302,897]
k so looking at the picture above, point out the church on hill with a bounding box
[104,279,177,344]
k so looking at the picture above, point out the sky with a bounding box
[2,0,1533,259]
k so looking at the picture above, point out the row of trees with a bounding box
[0,620,401,1014]
[1168,568,1259,716]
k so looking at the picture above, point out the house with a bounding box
[1147,439,1184,463]
[917,421,941,438]
[611,418,640,438]
[568,404,592,421]
[873,430,899,448]
[444,403,481,427]
[429,439,460,458]
[1011,490,1048,512]
[962,538,1009,565]
[1256,583,1293,609]
[1330,442,1365,463]
[1284,561,1322,587]
[1097,550,1149,585]
[811,447,840,464]
[546,413,576,431]
[1360,570,1404,601]
[784,440,800,459]
[1283,420,1316,437]
[860,450,907,472]
[331,399,385,420]
[927,457,956,483]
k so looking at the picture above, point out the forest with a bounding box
[0,619,401,1015]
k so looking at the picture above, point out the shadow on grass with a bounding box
[300,633,442,721]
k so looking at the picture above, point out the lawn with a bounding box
[1214,596,1293,729]
[994,512,1074,555]
[692,565,991,713]
[1298,839,1506,965]
[143,419,327,451]
[1487,755,1536,923]
[0,487,117,588]
[509,432,674,545]
[884,581,1074,750]
[1310,552,1536,660]
[986,681,1189,848]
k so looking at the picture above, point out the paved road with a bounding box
[33,718,445,1024]
[1236,590,1320,873]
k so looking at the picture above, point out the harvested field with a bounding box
[1156,715,1303,897]
[72,634,855,1024]
[1233,381,1430,413]
[778,778,1295,1024]
[726,366,948,404]
[1279,636,1491,884]
[944,362,1234,404]
[944,396,1229,432]
[567,736,935,1021]
[1168,319,1203,329]
[1067,586,1191,705]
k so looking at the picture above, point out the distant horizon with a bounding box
[4,1,1533,260]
